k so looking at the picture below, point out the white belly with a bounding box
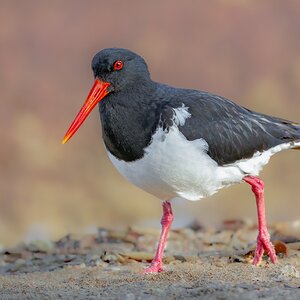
[108,126,238,201]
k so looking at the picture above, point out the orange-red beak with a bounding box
[62,79,111,144]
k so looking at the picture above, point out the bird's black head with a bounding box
[91,48,151,92]
[62,48,153,144]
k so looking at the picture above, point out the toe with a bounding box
[143,265,163,274]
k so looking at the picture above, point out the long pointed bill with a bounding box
[62,79,111,144]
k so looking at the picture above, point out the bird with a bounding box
[62,48,300,273]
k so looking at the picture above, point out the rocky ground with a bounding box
[0,221,299,299]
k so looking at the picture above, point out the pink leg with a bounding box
[144,201,174,274]
[243,176,277,265]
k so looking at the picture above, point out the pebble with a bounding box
[10,259,26,272]
[28,240,55,253]
[101,253,118,263]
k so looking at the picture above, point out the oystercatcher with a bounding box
[62,48,300,273]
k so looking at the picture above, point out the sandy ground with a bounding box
[0,222,299,299]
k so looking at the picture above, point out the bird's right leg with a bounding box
[143,200,174,274]
[243,176,277,265]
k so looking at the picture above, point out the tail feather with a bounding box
[296,126,300,148]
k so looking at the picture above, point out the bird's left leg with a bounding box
[243,176,277,265]
[143,201,174,274]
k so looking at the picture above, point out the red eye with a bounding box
[113,60,123,71]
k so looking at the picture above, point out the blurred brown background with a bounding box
[1,0,300,246]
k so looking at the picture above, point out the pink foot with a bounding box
[143,261,163,274]
[253,231,277,265]
[243,176,277,265]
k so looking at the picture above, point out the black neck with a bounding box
[99,80,160,161]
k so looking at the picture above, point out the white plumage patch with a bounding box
[220,141,300,180]
[107,106,300,202]
[172,104,191,126]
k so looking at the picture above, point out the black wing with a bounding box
[160,87,300,165]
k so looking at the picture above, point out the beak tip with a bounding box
[61,137,68,144]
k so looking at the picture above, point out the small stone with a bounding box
[274,240,288,256]
[10,259,26,272]
[177,228,196,239]
[27,240,55,253]
[119,251,153,262]
[101,252,118,263]
[79,263,86,268]
[95,259,108,267]
[71,262,86,269]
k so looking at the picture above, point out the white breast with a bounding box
[108,125,221,201]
